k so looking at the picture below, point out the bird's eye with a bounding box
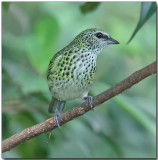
[95,32,103,39]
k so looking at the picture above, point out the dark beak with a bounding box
[107,37,119,45]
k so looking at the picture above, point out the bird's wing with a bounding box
[47,51,63,79]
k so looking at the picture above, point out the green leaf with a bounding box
[26,15,60,75]
[80,2,100,14]
[127,2,156,43]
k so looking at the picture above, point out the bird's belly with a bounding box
[50,78,92,101]
[48,52,96,101]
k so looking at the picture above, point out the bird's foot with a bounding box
[54,108,63,128]
[84,96,94,111]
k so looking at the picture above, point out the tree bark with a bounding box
[2,61,156,153]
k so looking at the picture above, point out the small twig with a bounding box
[46,131,52,144]
[2,61,156,153]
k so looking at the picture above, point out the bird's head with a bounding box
[73,28,119,54]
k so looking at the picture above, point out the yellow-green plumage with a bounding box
[47,28,119,127]
[47,51,96,101]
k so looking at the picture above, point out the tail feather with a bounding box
[48,97,65,114]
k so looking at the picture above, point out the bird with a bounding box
[47,28,119,127]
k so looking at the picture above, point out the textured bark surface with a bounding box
[2,61,156,153]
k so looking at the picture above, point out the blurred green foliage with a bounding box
[2,2,156,158]
[80,2,101,14]
[2,2,10,11]
[128,2,156,43]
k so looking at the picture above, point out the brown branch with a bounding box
[2,61,156,153]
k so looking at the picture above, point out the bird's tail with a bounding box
[48,97,66,114]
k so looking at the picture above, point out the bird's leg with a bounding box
[54,101,63,128]
[54,108,61,128]
[84,96,94,111]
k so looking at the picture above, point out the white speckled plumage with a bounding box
[47,28,119,127]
